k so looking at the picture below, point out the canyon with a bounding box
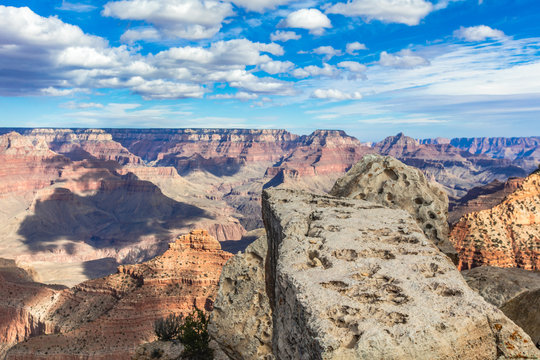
[0,128,538,358]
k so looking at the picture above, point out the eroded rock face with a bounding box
[209,231,273,360]
[330,154,457,261]
[463,266,540,346]
[5,230,232,360]
[261,188,539,359]
[450,172,540,270]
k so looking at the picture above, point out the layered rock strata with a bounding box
[450,172,540,270]
[256,188,538,359]
[463,266,540,346]
[330,154,457,262]
[5,230,232,360]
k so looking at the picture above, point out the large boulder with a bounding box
[330,154,457,262]
[209,230,273,360]
[463,266,540,347]
[261,188,539,359]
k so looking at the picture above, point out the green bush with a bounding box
[154,308,213,359]
[178,308,213,360]
[154,313,183,341]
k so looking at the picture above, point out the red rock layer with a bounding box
[6,230,233,360]
[450,172,540,270]
[0,132,68,197]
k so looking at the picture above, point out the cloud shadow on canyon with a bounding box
[16,170,211,278]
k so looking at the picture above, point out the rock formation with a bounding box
[5,230,232,360]
[262,188,538,358]
[209,232,272,360]
[450,171,540,270]
[330,154,457,262]
[210,188,539,359]
[463,266,540,346]
[448,177,525,225]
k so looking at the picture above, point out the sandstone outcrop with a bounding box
[463,266,540,346]
[5,230,232,360]
[330,154,457,262]
[209,233,272,360]
[258,188,539,359]
[450,171,540,270]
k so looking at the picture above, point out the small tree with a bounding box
[178,308,213,360]
[154,313,183,341]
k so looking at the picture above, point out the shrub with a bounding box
[154,308,213,359]
[178,308,213,360]
[154,313,183,341]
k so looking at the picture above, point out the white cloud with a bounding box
[61,101,104,109]
[313,45,342,60]
[226,0,293,12]
[292,63,338,78]
[270,30,301,42]
[57,1,96,12]
[210,92,258,100]
[102,0,234,40]
[279,8,331,35]
[0,6,294,100]
[260,60,295,74]
[379,49,430,68]
[326,0,434,26]
[454,25,506,42]
[312,88,362,100]
[120,27,161,44]
[346,41,367,54]
[337,61,367,79]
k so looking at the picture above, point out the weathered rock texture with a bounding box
[260,188,539,359]
[330,154,457,261]
[450,171,540,270]
[209,230,273,360]
[5,230,232,360]
[463,266,540,346]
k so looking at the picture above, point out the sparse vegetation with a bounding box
[154,308,213,359]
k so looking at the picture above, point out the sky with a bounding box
[0,0,539,141]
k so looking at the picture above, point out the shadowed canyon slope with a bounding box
[3,230,231,360]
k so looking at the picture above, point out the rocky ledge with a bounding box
[210,188,539,359]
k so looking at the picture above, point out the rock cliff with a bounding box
[450,171,540,270]
[5,230,232,360]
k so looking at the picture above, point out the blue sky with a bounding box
[0,0,539,141]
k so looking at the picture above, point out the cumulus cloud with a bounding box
[313,46,342,60]
[346,41,367,54]
[279,8,331,35]
[312,89,362,100]
[326,0,434,26]
[260,60,295,74]
[338,61,367,79]
[292,63,338,78]
[379,49,430,68]
[226,0,293,12]
[0,6,294,99]
[102,0,234,41]
[454,25,506,42]
[270,30,301,42]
